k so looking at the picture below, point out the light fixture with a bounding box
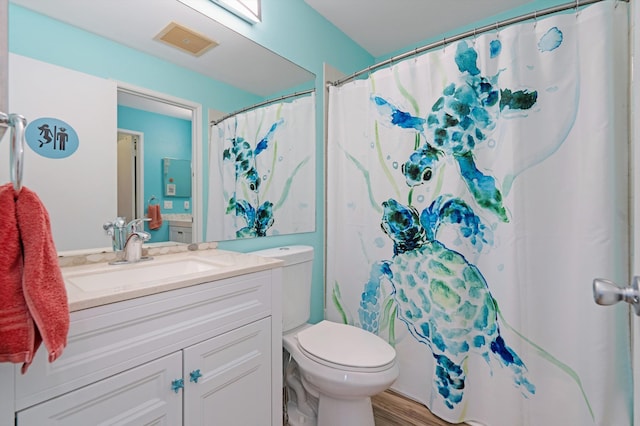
[178,0,261,25]
[210,0,261,24]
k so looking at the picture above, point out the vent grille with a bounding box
[154,22,218,57]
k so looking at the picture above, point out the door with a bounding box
[183,318,272,426]
[593,2,640,425]
[117,129,143,222]
[0,0,8,141]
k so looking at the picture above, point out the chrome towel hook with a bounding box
[1,112,27,191]
[10,114,27,191]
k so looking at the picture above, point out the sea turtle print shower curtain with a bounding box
[326,2,632,425]
[207,93,315,240]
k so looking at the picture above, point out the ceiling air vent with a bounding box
[154,22,218,57]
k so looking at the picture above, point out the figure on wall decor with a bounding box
[207,93,316,240]
[25,117,78,158]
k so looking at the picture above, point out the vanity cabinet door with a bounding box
[16,352,182,425]
[183,317,272,426]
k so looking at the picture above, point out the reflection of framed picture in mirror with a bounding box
[163,158,192,197]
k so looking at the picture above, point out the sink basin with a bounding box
[65,258,226,293]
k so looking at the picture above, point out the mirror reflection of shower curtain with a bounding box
[207,93,316,241]
[326,2,631,425]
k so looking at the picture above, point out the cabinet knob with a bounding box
[171,378,184,393]
[190,369,203,383]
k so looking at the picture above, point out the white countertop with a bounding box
[61,249,283,312]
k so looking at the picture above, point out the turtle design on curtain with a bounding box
[328,13,621,421]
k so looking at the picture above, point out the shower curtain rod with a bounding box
[210,88,315,125]
[330,0,627,87]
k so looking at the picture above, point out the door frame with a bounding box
[631,1,639,425]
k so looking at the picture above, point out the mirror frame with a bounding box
[117,82,203,245]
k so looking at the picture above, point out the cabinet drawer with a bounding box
[16,270,272,410]
[17,351,182,425]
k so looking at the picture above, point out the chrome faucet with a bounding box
[103,217,153,264]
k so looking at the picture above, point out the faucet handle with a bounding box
[103,221,114,236]
[103,217,126,234]
[127,217,151,233]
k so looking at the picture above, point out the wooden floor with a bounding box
[284,389,465,426]
[372,390,464,426]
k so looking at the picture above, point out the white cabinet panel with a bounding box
[184,318,271,426]
[17,352,182,426]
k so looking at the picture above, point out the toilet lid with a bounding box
[296,321,396,370]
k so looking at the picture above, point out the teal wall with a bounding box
[118,105,192,242]
[9,0,574,323]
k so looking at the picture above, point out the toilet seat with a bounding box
[296,321,396,372]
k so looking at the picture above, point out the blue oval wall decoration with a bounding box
[25,117,79,159]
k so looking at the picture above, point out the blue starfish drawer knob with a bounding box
[171,378,184,393]
[189,369,203,383]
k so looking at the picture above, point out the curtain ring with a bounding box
[495,22,500,38]
[533,10,537,28]
[472,28,477,45]
[575,0,580,16]
[443,36,447,53]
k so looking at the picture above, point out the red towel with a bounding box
[0,183,69,373]
[148,204,162,230]
[0,184,32,366]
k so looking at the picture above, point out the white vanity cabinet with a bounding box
[5,265,282,426]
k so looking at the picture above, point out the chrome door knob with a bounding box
[593,276,640,315]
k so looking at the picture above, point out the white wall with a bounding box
[0,54,117,251]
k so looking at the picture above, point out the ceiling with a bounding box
[304,0,533,58]
[10,0,314,98]
[11,0,535,98]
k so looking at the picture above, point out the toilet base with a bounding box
[286,400,317,426]
[317,395,375,426]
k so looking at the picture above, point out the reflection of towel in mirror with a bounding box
[0,183,69,373]
[148,204,163,230]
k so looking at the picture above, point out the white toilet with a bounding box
[251,246,399,426]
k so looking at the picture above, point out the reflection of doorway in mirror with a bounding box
[116,130,144,223]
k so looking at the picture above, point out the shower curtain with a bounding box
[326,2,632,425]
[207,93,315,240]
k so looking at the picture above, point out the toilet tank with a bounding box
[250,246,314,333]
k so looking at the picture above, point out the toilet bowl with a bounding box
[284,321,398,425]
[250,246,399,426]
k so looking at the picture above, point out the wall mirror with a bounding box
[163,158,192,197]
[6,0,316,253]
